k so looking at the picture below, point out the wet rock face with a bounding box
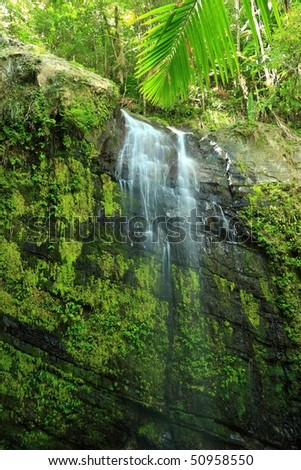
[1,42,301,450]
[163,126,301,450]
[96,114,301,450]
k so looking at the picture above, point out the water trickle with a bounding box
[162,240,171,277]
[116,110,199,268]
[116,111,172,223]
[167,126,198,216]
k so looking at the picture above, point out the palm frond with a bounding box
[242,0,282,47]
[135,0,283,108]
[135,0,238,107]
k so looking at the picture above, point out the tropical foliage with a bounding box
[0,0,300,127]
[135,0,282,106]
[0,0,167,95]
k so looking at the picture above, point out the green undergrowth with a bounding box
[240,182,301,333]
[239,182,301,406]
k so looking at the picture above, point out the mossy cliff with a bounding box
[1,42,301,449]
[0,43,168,449]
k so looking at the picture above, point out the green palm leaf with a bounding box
[135,0,282,107]
[248,0,282,40]
[136,0,237,107]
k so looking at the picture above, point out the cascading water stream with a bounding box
[116,110,199,272]
[116,111,171,222]
[168,126,198,215]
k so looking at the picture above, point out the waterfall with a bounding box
[168,126,198,215]
[116,111,171,221]
[116,110,199,267]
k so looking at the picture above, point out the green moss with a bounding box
[59,240,82,265]
[1,49,172,449]
[259,278,275,303]
[240,181,301,418]
[170,265,249,421]
[240,182,301,336]
[52,157,95,223]
[134,257,161,291]
[62,94,108,134]
[0,239,63,331]
[0,240,23,283]
[224,320,234,335]
[0,341,123,449]
[253,343,287,411]
[63,276,168,376]
[236,159,247,175]
[213,275,236,306]
[10,190,26,217]
[138,421,163,444]
[239,289,260,328]
[172,265,200,311]
[173,314,249,416]
[100,174,120,216]
[19,430,61,450]
[38,69,118,138]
